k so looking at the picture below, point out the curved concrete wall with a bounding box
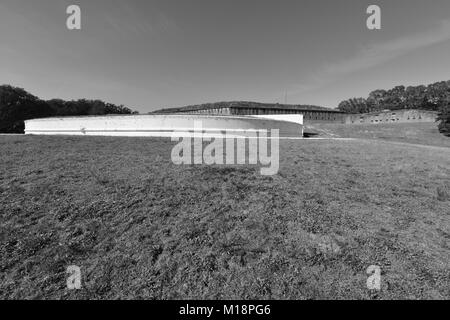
[25,114,303,138]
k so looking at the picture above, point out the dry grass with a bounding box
[0,133,449,299]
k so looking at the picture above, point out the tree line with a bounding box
[337,80,450,114]
[0,85,137,133]
[337,80,450,136]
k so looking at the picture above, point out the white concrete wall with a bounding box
[25,114,303,138]
[250,114,303,126]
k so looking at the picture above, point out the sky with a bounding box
[1,0,450,112]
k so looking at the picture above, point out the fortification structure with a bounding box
[344,109,438,124]
[153,101,345,123]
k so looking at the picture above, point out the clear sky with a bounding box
[1,0,450,112]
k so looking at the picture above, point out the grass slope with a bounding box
[0,134,449,299]
[306,122,450,148]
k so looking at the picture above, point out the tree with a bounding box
[0,85,54,133]
[338,80,450,114]
[337,97,374,113]
[382,85,406,110]
[104,103,136,115]
[405,85,426,110]
[437,102,450,137]
[367,89,387,111]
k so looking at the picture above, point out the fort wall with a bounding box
[25,114,304,138]
[344,109,438,124]
[180,107,344,123]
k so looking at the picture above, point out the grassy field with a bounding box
[0,130,449,299]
